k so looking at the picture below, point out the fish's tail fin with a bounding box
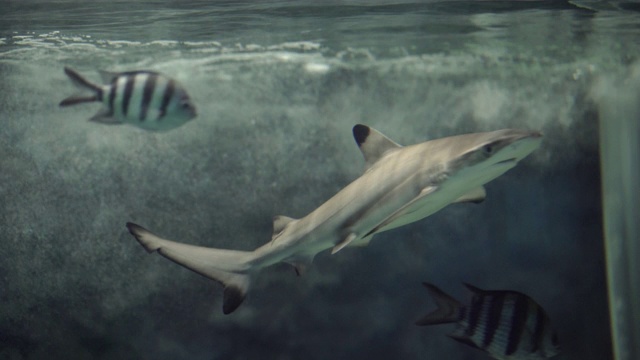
[416,282,465,326]
[126,222,254,314]
[59,67,102,107]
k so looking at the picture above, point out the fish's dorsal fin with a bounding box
[352,124,402,170]
[463,283,487,294]
[99,70,119,84]
[453,186,486,204]
[272,215,296,239]
[416,282,464,326]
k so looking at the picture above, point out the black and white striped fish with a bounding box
[416,282,560,360]
[59,67,196,131]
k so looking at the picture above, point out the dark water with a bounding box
[1,1,638,359]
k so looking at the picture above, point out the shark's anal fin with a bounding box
[453,186,486,204]
[286,254,315,276]
[353,124,402,170]
[331,233,358,254]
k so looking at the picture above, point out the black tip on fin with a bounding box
[223,286,246,314]
[353,124,370,147]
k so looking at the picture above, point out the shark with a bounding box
[126,124,542,314]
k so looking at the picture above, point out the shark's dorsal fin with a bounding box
[331,233,358,254]
[272,215,296,239]
[453,186,486,204]
[353,124,402,170]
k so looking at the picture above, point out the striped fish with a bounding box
[59,67,196,131]
[416,282,560,360]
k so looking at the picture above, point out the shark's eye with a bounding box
[483,144,494,155]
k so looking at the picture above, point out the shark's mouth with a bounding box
[495,158,517,165]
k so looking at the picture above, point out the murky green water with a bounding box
[1,1,638,359]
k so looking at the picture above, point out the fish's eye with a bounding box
[180,101,191,109]
[482,144,494,155]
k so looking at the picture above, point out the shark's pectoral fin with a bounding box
[350,234,374,247]
[453,186,486,204]
[353,124,402,170]
[331,233,358,254]
[365,186,438,237]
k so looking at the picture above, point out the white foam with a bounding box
[148,40,179,47]
[270,41,321,52]
[304,62,330,74]
[183,41,221,47]
[244,44,264,52]
[105,40,143,48]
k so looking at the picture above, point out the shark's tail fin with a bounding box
[415,282,465,326]
[126,222,253,314]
